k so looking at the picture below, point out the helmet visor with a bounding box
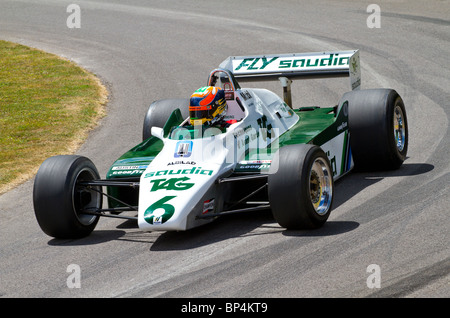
[189,105,211,123]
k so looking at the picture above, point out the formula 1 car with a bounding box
[33,50,408,238]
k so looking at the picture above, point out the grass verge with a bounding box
[0,40,107,195]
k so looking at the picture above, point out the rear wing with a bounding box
[219,50,361,91]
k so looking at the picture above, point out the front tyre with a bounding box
[33,155,102,239]
[268,144,334,229]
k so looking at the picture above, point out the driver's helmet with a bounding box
[189,86,227,126]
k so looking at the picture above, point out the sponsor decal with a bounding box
[233,124,253,139]
[278,53,349,69]
[202,199,215,214]
[111,170,142,176]
[175,140,193,158]
[144,196,176,225]
[350,58,359,76]
[278,102,294,118]
[239,90,252,101]
[352,78,361,90]
[110,165,148,176]
[112,165,148,170]
[337,122,348,132]
[223,115,236,120]
[235,159,272,171]
[237,164,269,169]
[236,164,270,170]
[257,115,273,141]
[235,57,278,71]
[153,216,163,225]
[233,53,350,73]
[149,177,195,192]
[239,160,271,164]
[144,167,214,178]
[167,160,196,166]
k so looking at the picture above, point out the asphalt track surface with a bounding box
[0,0,449,298]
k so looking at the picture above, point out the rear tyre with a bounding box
[143,99,189,140]
[268,144,334,229]
[33,155,102,239]
[343,89,408,171]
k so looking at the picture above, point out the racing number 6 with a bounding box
[144,196,176,224]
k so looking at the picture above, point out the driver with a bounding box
[189,86,235,127]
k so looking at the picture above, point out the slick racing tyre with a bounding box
[343,89,408,171]
[143,98,189,140]
[33,155,102,239]
[268,144,334,229]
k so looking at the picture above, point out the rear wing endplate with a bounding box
[219,50,361,92]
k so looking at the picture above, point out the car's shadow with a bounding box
[332,162,434,210]
[148,162,434,250]
[47,230,127,246]
[150,218,360,251]
[47,163,433,249]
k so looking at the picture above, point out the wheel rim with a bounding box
[393,105,406,152]
[73,168,101,226]
[309,158,333,216]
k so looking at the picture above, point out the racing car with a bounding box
[33,50,408,238]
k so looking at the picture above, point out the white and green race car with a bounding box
[33,50,408,238]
